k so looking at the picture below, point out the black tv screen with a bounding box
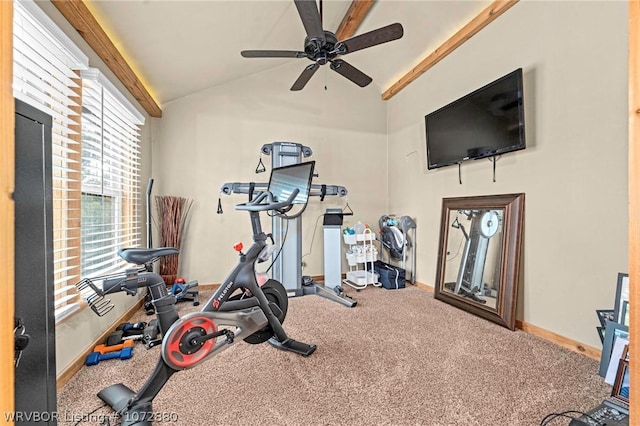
[425,68,525,170]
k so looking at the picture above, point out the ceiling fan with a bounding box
[240,0,404,91]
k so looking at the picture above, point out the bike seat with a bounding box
[118,247,179,265]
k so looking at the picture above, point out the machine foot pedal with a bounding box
[97,383,135,412]
[98,383,155,426]
[268,337,317,356]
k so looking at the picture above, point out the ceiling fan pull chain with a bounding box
[325,67,328,91]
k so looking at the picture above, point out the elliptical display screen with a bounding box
[267,161,315,204]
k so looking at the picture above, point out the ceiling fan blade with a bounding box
[336,23,404,55]
[330,59,372,87]
[294,0,326,44]
[241,50,306,58]
[291,62,320,91]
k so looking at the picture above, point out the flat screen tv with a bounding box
[425,68,525,170]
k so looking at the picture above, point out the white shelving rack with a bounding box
[343,228,380,290]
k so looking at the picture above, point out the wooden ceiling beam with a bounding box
[335,0,375,41]
[382,0,519,100]
[51,0,162,118]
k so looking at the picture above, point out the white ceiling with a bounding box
[86,0,491,106]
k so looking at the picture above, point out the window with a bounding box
[81,193,116,275]
[13,0,88,321]
[80,69,144,279]
[13,0,145,321]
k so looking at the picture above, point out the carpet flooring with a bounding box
[57,285,611,425]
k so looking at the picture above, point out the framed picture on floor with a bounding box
[599,321,629,377]
[612,359,630,405]
[597,326,605,344]
[596,309,615,327]
[620,301,629,327]
[613,273,629,324]
[606,340,629,385]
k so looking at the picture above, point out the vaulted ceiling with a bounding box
[61,0,498,114]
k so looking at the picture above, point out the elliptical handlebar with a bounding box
[235,188,300,212]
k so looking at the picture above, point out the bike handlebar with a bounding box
[235,188,300,212]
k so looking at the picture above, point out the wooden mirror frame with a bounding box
[434,193,525,330]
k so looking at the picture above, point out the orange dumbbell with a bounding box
[93,339,134,355]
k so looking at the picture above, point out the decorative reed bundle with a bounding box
[155,195,193,285]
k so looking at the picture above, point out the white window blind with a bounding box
[13,0,145,322]
[13,0,88,322]
[80,69,144,279]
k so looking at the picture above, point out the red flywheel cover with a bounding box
[165,315,217,369]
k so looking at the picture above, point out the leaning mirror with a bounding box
[434,193,525,330]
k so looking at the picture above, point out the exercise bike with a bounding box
[83,175,316,425]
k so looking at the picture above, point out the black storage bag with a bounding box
[374,260,405,290]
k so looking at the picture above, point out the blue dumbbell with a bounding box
[86,346,133,366]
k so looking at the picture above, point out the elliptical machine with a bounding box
[82,162,317,426]
[450,209,501,303]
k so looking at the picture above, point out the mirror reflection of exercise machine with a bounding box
[450,210,501,304]
[221,142,355,307]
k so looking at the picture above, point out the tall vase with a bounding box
[156,195,193,285]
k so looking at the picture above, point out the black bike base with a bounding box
[268,337,317,356]
[302,280,357,308]
[98,383,153,426]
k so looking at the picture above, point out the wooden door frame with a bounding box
[629,1,638,422]
[1,0,15,422]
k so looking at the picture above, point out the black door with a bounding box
[14,99,57,424]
